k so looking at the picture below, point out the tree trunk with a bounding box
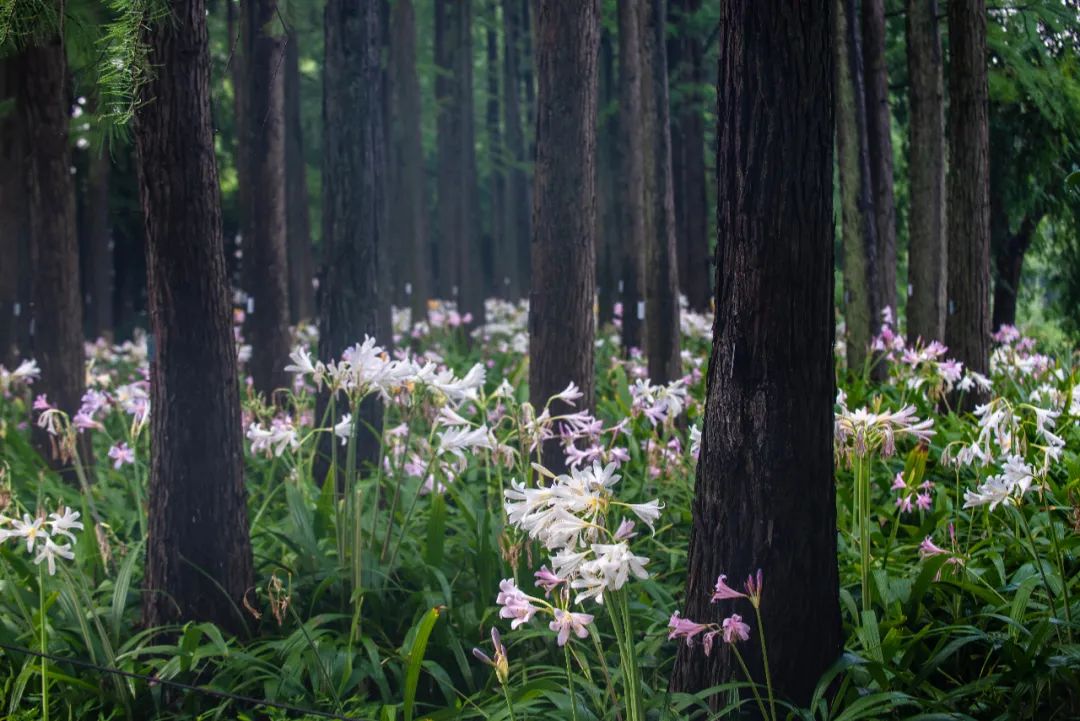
[17,30,86,433]
[669,0,710,313]
[835,0,880,373]
[83,145,114,341]
[135,0,254,634]
[503,0,530,298]
[669,0,841,709]
[529,0,599,464]
[596,29,619,325]
[244,0,292,396]
[319,0,390,474]
[434,0,453,298]
[617,0,646,354]
[944,0,991,382]
[487,10,509,299]
[641,0,681,383]
[905,0,947,343]
[861,0,897,317]
[284,32,316,325]
[991,211,1041,330]
[0,59,29,367]
[390,0,431,320]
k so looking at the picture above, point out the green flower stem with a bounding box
[751,604,776,721]
[39,565,48,721]
[564,643,579,721]
[730,644,770,721]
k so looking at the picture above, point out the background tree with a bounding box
[243,0,291,396]
[17,22,86,445]
[502,0,530,298]
[670,0,842,707]
[284,26,316,325]
[944,0,991,381]
[905,0,947,343]
[617,0,645,354]
[134,0,253,632]
[0,58,28,367]
[319,0,390,472]
[529,0,600,464]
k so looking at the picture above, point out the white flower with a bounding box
[34,538,75,576]
[551,381,583,406]
[1001,455,1034,495]
[626,500,664,532]
[963,476,1014,511]
[46,507,83,543]
[8,514,48,553]
[437,425,493,458]
[334,414,353,446]
[247,417,301,457]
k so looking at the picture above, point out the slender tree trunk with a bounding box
[434,0,453,298]
[17,29,86,436]
[669,0,841,709]
[83,146,114,341]
[0,59,29,367]
[230,0,250,294]
[284,32,316,325]
[390,0,431,320]
[487,8,509,299]
[991,211,1041,330]
[945,0,991,382]
[861,0,897,317]
[670,0,709,313]
[617,0,646,354]
[596,29,619,325]
[503,0,529,298]
[244,0,291,396]
[641,0,681,382]
[319,0,390,474]
[135,0,254,633]
[835,0,880,372]
[530,0,599,465]
[905,0,947,343]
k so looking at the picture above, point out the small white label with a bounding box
[13,302,20,317]
[452,285,459,297]
[948,299,955,315]
[618,280,624,293]
[405,282,413,296]
[907,283,913,297]
[637,301,645,320]
[29,319,34,336]
[247,297,255,314]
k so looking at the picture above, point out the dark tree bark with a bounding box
[669,0,841,710]
[319,0,390,473]
[244,0,292,396]
[991,207,1042,330]
[596,29,619,325]
[134,0,254,633]
[503,0,530,297]
[82,145,114,341]
[529,0,599,462]
[641,0,681,383]
[16,31,86,433]
[486,9,509,299]
[284,31,316,325]
[390,0,431,320]
[944,0,991,381]
[835,0,880,372]
[434,0,453,298]
[228,0,249,293]
[669,0,710,313]
[0,59,29,367]
[617,0,646,354]
[110,147,148,340]
[861,0,897,317]
[905,0,947,343]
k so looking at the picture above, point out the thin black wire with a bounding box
[0,640,369,721]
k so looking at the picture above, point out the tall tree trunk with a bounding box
[229,0,249,293]
[319,0,390,474]
[530,0,599,465]
[244,0,292,396]
[991,210,1042,330]
[390,0,431,320]
[434,0,453,298]
[945,0,991,382]
[503,0,529,298]
[669,0,841,709]
[17,30,86,438]
[0,59,29,367]
[835,0,880,373]
[487,7,509,299]
[617,0,646,354]
[905,0,947,343]
[452,0,486,328]
[83,146,114,341]
[135,0,254,633]
[641,0,681,383]
[861,0,897,317]
[669,0,709,313]
[284,31,316,325]
[596,28,619,325]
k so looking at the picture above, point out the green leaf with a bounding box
[403,606,443,721]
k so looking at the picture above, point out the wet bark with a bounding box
[503,0,530,297]
[0,59,29,367]
[135,0,254,633]
[596,29,619,325]
[82,145,114,341]
[669,0,841,710]
[486,12,509,299]
[617,0,646,354]
[284,32,316,325]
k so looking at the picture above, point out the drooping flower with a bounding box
[108,442,135,469]
[34,538,75,576]
[711,574,747,602]
[496,579,539,629]
[46,507,83,543]
[667,611,709,645]
[721,614,751,644]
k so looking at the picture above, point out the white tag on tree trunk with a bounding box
[405,282,413,296]
[948,299,955,315]
[618,280,624,293]
[907,283,913,297]
[13,302,20,316]
[247,297,255,314]
[637,301,645,320]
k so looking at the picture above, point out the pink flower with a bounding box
[667,611,709,645]
[895,495,914,513]
[891,472,907,491]
[613,518,637,541]
[534,566,563,596]
[108,442,135,469]
[711,574,747,602]
[915,492,932,511]
[549,609,593,646]
[33,394,52,411]
[496,579,538,629]
[702,629,721,656]
[918,535,948,559]
[721,614,751,644]
[744,569,764,608]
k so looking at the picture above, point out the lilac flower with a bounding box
[549,609,593,646]
[33,394,52,411]
[667,611,709,645]
[721,614,751,644]
[744,569,764,608]
[534,566,563,596]
[108,442,135,469]
[711,574,747,602]
[472,627,510,685]
[496,579,539,629]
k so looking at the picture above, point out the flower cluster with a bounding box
[0,359,39,396]
[0,507,83,575]
[667,570,763,656]
[834,392,935,464]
